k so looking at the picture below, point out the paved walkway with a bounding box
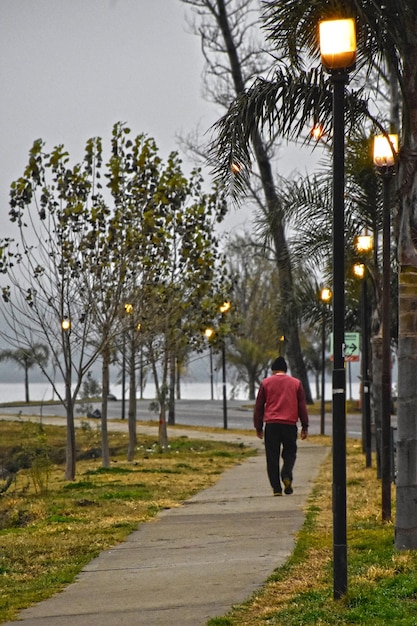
[2,423,329,626]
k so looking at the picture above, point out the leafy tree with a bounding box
[0,344,49,403]
[104,124,228,451]
[0,134,137,479]
[224,233,281,399]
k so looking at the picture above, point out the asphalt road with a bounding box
[0,398,364,438]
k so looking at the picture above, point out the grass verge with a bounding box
[0,419,255,623]
[207,437,417,626]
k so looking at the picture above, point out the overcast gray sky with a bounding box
[0,0,317,239]
[0,1,221,228]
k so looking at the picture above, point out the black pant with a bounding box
[264,422,298,492]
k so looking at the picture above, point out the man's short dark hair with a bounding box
[271,356,287,372]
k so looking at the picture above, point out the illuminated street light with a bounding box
[320,16,356,600]
[204,328,215,401]
[219,301,231,429]
[353,263,365,279]
[219,301,231,314]
[373,134,398,168]
[319,18,356,71]
[354,233,373,469]
[311,123,326,141]
[356,234,373,253]
[319,287,332,435]
[373,132,399,522]
[61,318,71,331]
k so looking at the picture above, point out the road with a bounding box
[0,398,364,438]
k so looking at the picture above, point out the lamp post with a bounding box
[373,133,398,522]
[319,287,332,435]
[204,327,215,401]
[355,234,373,467]
[219,301,231,430]
[122,303,134,421]
[319,17,356,600]
[353,253,373,468]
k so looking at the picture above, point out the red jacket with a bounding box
[253,372,309,432]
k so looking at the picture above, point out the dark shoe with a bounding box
[283,479,293,495]
[273,490,283,496]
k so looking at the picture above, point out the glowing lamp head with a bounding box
[353,263,365,279]
[219,301,231,314]
[311,123,325,141]
[320,287,332,303]
[204,327,214,339]
[62,318,71,331]
[373,134,399,168]
[319,18,356,71]
[356,234,373,253]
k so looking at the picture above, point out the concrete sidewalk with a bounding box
[3,432,329,626]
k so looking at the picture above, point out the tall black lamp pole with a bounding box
[353,258,372,468]
[373,133,398,522]
[361,275,372,467]
[320,17,356,600]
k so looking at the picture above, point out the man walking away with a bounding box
[254,356,309,496]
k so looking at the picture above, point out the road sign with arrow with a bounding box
[329,332,360,362]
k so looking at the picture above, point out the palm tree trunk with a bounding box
[395,36,417,548]
[396,262,417,549]
[216,0,313,403]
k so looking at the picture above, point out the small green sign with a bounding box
[329,332,360,362]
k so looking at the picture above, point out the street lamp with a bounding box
[319,16,356,600]
[319,287,332,435]
[204,327,215,401]
[219,301,231,429]
[61,318,71,332]
[122,303,134,421]
[373,132,398,522]
[353,233,373,469]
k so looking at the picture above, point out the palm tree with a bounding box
[0,344,49,403]
[183,0,314,403]
[211,1,417,549]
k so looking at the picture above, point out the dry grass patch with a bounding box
[210,436,417,626]
[0,419,254,622]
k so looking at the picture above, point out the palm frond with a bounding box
[209,65,369,202]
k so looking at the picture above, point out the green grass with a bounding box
[0,419,255,623]
[207,439,417,626]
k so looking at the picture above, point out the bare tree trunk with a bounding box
[64,366,76,481]
[159,404,168,450]
[168,355,175,425]
[101,346,110,468]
